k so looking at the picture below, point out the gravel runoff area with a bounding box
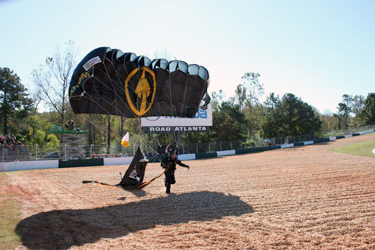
[4,134,375,249]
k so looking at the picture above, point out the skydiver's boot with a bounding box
[166,182,171,194]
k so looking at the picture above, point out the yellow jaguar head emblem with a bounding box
[124,67,156,116]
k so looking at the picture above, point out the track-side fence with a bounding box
[1,124,375,162]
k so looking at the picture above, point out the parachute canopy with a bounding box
[69,47,210,118]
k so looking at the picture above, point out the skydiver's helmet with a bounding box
[170,152,177,159]
[158,145,178,156]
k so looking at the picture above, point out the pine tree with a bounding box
[0,67,34,135]
[358,93,375,125]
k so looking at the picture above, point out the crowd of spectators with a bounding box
[0,135,24,150]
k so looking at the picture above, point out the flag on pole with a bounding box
[121,132,130,147]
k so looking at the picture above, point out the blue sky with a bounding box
[1,0,374,113]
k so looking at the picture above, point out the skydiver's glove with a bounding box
[186,165,190,169]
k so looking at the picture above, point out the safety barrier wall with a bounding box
[304,141,314,145]
[177,154,196,161]
[0,160,59,172]
[217,150,236,157]
[312,138,330,144]
[235,146,280,155]
[1,130,374,172]
[195,152,218,159]
[280,143,294,149]
[59,158,104,168]
[103,157,134,166]
[360,130,373,135]
[186,130,375,160]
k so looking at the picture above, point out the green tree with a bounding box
[320,109,337,133]
[0,67,34,135]
[211,90,226,112]
[232,72,264,138]
[263,92,279,112]
[211,101,246,141]
[335,94,353,129]
[262,93,322,138]
[358,93,375,125]
[352,95,365,115]
[33,130,46,145]
[233,72,264,109]
[351,95,366,127]
[46,134,60,148]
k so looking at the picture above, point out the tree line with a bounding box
[1,42,375,148]
[201,76,375,146]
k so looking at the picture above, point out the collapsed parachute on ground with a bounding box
[69,47,210,118]
[119,147,148,188]
[83,147,149,189]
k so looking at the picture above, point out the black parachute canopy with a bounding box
[69,47,210,118]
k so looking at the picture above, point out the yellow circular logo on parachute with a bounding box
[124,67,156,116]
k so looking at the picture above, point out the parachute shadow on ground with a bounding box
[127,188,147,197]
[15,191,253,250]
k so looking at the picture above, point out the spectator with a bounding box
[0,134,24,150]
[68,120,74,130]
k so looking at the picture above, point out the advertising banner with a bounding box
[141,104,212,133]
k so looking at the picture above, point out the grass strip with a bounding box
[0,173,21,250]
[331,139,375,157]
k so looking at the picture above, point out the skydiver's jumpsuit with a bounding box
[162,157,189,193]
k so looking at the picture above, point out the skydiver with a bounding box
[161,152,189,194]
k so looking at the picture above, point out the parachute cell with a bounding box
[69,47,210,118]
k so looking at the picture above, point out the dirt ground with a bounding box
[5,134,375,249]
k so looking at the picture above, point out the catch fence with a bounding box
[2,124,375,162]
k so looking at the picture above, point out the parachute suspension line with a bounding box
[102,56,119,116]
[139,140,158,158]
[77,97,115,134]
[81,53,146,120]
[101,58,132,115]
[80,65,146,141]
[175,134,181,153]
[81,93,140,151]
[154,135,162,147]
[200,91,211,110]
[72,49,210,161]
[82,78,128,116]
[180,71,189,117]
[199,78,210,111]
[175,66,192,152]
[166,68,179,149]
[81,94,125,120]
[154,66,183,153]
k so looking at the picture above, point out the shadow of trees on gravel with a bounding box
[16,191,253,250]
